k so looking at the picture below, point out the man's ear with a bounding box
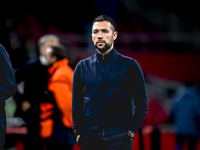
[113,31,118,40]
[91,33,94,42]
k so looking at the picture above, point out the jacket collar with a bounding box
[48,58,69,75]
[95,48,118,64]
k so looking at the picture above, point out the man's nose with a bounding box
[97,33,103,38]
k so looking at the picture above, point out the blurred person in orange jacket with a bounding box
[40,45,76,150]
[14,34,61,150]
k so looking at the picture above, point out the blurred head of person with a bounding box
[91,15,118,55]
[38,34,60,65]
[41,45,67,67]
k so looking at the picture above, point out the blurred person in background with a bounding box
[72,15,147,150]
[170,82,200,150]
[0,44,16,150]
[14,34,60,150]
[40,45,76,150]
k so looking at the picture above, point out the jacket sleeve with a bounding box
[72,61,84,135]
[48,77,74,129]
[128,59,147,133]
[0,44,17,101]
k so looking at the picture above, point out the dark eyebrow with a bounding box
[93,29,109,31]
[92,29,98,33]
[92,28,110,33]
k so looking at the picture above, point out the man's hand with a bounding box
[76,135,81,143]
[21,101,31,112]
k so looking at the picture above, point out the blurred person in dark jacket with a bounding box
[14,34,60,150]
[0,44,16,150]
[170,82,200,150]
[40,45,76,150]
[72,15,147,150]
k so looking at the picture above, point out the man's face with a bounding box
[40,47,56,66]
[39,40,59,55]
[91,21,117,54]
[39,40,59,66]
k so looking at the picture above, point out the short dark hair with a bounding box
[93,15,117,31]
[50,45,67,61]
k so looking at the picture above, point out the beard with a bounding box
[95,41,112,54]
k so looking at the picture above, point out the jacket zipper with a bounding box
[102,62,105,136]
[102,54,105,61]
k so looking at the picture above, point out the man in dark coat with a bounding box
[0,44,16,150]
[72,15,147,150]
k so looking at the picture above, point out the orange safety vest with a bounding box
[40,58,74,138]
